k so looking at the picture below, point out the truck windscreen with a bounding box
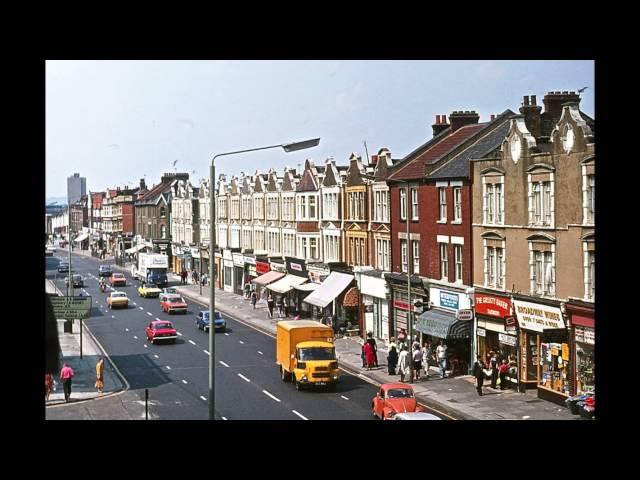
[298,347,336,361]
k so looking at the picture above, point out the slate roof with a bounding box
[390,124,485,181]
[428,116,513,180]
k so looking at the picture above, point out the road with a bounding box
[47,251,402,420]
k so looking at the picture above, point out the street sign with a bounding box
[457,309,473,321]
[50,296,93,319]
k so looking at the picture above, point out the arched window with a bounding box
[160,206,166,218]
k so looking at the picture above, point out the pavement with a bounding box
[50,248,580,420]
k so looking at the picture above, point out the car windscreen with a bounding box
[169,297,184,303]
[73,275,82,281]
[112,293,126,298]
[298,347,336,361]
[387,388,414,399]
[155,323,173,330]
[165,288,177,294]
[146,284,159,289]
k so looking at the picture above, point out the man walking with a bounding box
[267,294,275,319]
[489,351,499,389]
[436,340,448,379]
[59,363,75,402]
[473,355,487,396]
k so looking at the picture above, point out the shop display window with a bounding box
[576,342,594,394]
[540,341,571,394]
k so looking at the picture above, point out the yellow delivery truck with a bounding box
[276,320,339,391]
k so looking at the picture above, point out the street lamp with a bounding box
[208,138,320,420]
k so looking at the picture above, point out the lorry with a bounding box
[276,320,339,391]
[132,253,169,288]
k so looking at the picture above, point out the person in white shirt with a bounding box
[436,340,448,379]
[422,340,433,379]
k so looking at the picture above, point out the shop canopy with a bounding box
[303,272,354,308]
[416,309,472,339]
[73,233,89,243]
[252,270,285,286]
[293,283,319,292]
[266,274,308,294]
[125,244,148,254]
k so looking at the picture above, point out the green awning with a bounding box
[416,309,471,339]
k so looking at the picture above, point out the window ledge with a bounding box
[436,220,447,224]
[451,220,463,225]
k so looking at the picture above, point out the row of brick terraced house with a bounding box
[209,91,594,403]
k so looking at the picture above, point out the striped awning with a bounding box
[252,270,285,286]
[416,309,472,339]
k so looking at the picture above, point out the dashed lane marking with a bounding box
[224,333,230,336]
[111,315,115,318]
[200,396,207,401]
[156,318,161,321]
[154,354,159,359]
[182,380,188,384]
[204,350,210,355]
[143,344,148,348]
[166,365,171,370]
[239,340,245,344]
[258,351,263,355]
[221,417,228,420]
[292,410,308,420]
[262,390,281,402]
[341,396,349,400]
[237,373,251,383]
[219,361,229,368]
[189,340,196,345]
[133,336,138,340]
[139,307,144,310]
[177,332,183,336]
[147,312,152,316]
[125,328,129,332]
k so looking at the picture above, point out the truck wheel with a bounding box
[295,377,303,391]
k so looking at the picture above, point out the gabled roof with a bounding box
[136,180,173,205]
[390,124,485,181]
[429,112,515,180]
[297,159,319,192]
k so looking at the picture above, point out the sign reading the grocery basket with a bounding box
[457,309,473,321]
[475,294,511,318]
[512,300,565,332]
[50,296,93,320]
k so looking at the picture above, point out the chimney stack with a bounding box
[432,114,450,137]
[490,114,495,121]
[140,178,146,191]
[370,154,378,167]
[543,90,580,121]
[519,95,543,138]
[449,110,480,132]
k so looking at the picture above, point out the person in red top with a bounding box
[364,342,376,370]
[498,359,510,391]
[59,363,75,402]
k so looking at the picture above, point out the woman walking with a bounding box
[387,345,398,375]
[397,345,411,383]
[95,357,105,394]
[364,341,376,370]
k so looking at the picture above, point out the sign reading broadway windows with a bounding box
[50,296,93,319]
[512,300,565,333]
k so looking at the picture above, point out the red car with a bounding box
[371,383,426,420]
[145,320,177,344]
[109,272,127,287]
[160,294,188,314]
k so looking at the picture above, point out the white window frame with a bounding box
[376,238,390,271]
[583,171,595,225]
[411,187,419,220]
[453,187,462,222]
[401,239,408,273]
[529,247,555,296]
[323,233,339,262]
[439,243,448,280]
[583,244,595,301]
[400,189,407,221]
[438,187,447,222]
[454,244,463,283]
[528,173,555,227]
[412,240,419,274]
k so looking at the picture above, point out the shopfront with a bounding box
[360,271,390,342]
[303,272,355,326]
[386,274,427,341]
[474,292,517,373]
[232,253,244,295]
[244,254,257,288]
[566,302,595,396]
[513,299,570,403]
[305,263,331,318]
[200,247,210,284]
[222,249,233,293]
[269,257,287,274]
[214,251,222,289]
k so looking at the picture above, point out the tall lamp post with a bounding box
[208,138,320,420]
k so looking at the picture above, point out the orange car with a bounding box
[160,294,188,314]
[109,272,127,287]
[371,383,426,420]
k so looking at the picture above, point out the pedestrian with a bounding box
[45,373,54,401]
[192,270,198,285]
[59,362,75,402]
[412,335,421,352]
[436,340,448,379]
[387,345,398,375]
[422,340,433,379]
[276,297,283,317]
[397,328,407,346]
[283,296,289,318]
[267,294,275,319]
[251,291,257,309]
[95,357,105,394]
[366,332,378,368]
[364,341,376,370]
[473,355,487,396]
[498,359,510,390]
[361,342,367,367]
[388,337,397,353]
[397,345,411,383]
[412,344,423,381]
[489,350,499,389]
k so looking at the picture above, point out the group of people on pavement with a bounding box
[265,293,292,319]
[383,332,449,383]
[45,358,106,403]
[472,350,512,396]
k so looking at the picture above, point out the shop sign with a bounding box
[393,300,418,312]
[561,343,570,361]
[256,261,270,275]
[247,265,256,277]
[513,300,565,332]
[440,291,459,310]
[457,309,473,321]
[244,256,256,265]
[233,253,244,267]
[477,327,486,337]
[498,333,517,346]
[365,303,374,313]
[475,293,511,318]
[223,249,233,260]
[290,263,302,271]
[271,262,286,273]
[575,326,595,345]
[504,316,517,332]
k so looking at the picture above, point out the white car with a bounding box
[393,412,442,420]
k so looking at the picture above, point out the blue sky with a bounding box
[46,60,594,198]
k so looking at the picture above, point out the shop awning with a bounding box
[343,286,360,307]
[416,309,472,339]
[252,270,285,286]
[266,274,308,294]
[303,272,354,308]
[73,233,89,243]
[125,244,147,254]
[293,282,319,292]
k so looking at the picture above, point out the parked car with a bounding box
[371,383,426,420]
[159,287,178,303]
[145,320,177,344]
[107,291,129,309]
[109,273,127,287]
[195,310,226,333]
[45,247,54,256]
[64,274,84,288]
[160,294,188,314]
[138,282,162,298]
[393,412,441,420]
[99,265,113,277]
[58,262,70,273]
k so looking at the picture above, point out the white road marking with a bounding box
[219,361,229,368]
[166,365,171,370]
[203,350,210,355]
[189,340,196,345]
[182,379,188,384]
[156,318,161,321]
[133,302,137,306]
[133,336,138,340]
[143,344,148,348]
[341,395,349,400]
[237,373,251,383]
[262,390,281,402]
[239,340,245,344]
[522,415,531,419]
[125,328,129,332]
[200,395,207,401]
[154,354,159,359]
[111,315,115,318]
[221,416,228,420]
[147,312,152,316]
[258,351,263,355]
[292,410,308,420]
[224,333,229,336]
[177,332,183,336]
[139,307,144,310]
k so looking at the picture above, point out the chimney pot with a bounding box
[436,115,441,124]
[442,114,447,124]
[531,95,537,106]
[523,96,530,106]
[490,114,495,121]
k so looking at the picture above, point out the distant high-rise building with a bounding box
[67,173,86,206]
